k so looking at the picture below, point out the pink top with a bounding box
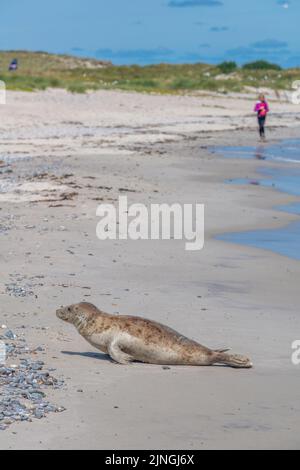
[254,100,269,117]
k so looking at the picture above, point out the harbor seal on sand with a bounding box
[56,302,252,369]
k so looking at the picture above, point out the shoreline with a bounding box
[207,134,300,261]
[1,90,300,449]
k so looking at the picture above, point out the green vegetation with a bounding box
[242,60,282,71]
[217,61,237,74]
[0,51,298,95]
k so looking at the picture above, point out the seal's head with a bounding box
[56,302,99,325]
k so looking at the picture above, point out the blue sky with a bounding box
[0,0,299,67]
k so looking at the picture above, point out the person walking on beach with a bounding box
[254,94,269,141]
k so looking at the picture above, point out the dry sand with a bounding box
[0,89,300,449]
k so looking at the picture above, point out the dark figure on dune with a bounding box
[9,58,18,71]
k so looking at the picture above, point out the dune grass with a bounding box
[0,51,298,95]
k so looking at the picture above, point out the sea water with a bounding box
[214,139,300,260]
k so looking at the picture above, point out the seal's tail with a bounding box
[214,352,253,369]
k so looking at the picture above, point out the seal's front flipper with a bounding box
[108,341,134,365]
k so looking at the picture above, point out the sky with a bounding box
[0,0,299,67]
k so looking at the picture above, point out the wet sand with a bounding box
[0,90,300,449]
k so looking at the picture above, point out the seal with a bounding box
[56,302,253,368]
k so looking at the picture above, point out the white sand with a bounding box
[0,89,300,449]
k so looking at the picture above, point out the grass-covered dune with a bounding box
[0,51,299,94]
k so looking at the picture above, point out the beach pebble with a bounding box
[0,330,65,432]
[4,330,16,340]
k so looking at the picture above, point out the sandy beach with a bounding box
[1,89,300,450]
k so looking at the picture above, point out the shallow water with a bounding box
[227,167,300,198]
[217,222,300,260]
[214,139,300,261]
[277,202,300,215]
[213,139,300,164]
